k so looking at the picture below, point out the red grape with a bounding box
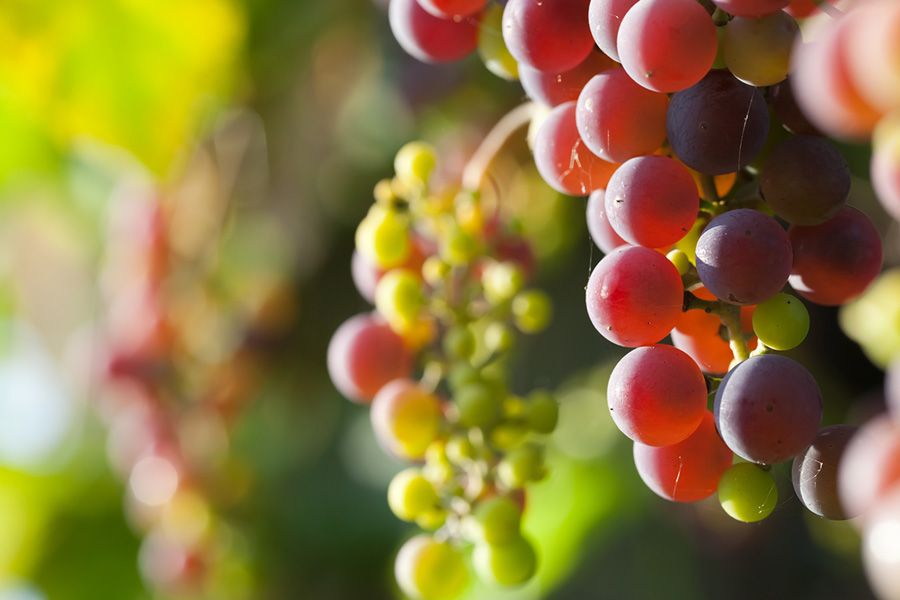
[608,344,707,446]
[519,50,616,107]
[788,206,883,306]
[633,411,733,502]
[586,190,627,253]
[585,245,684,347]
[588,0,639,62]
[389,0,479,63]
[672,301,755,375]
[838,415,900,521]
[418,0,486,18]
[575,68,669,163]
[502,0,594,73]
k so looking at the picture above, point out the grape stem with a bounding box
[462,102,539,192]
[682,292,750,362]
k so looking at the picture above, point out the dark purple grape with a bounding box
[792,425,858,519]
[667,70,770,175]
[760,135,850,225]
[696,209,792,305]
[714,354,822,464]
[769,78,821,136]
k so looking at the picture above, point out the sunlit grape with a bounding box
[718,462,777,523]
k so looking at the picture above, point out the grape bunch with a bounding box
[328,142,559,599]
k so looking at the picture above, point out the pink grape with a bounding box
[587,0,639,62]
[586,190,627,253]
[519,50,616,107]
[502,0,594,73]
[418,0,487,18]
[585,245,684,347]
[390,0,479,63]
[838,415,900,521]
[371,379,443,460]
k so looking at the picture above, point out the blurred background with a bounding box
[0,0,890,598]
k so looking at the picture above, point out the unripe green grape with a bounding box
[374,178,397,205]
[478,3,518,81]
[388,469,439,522]
[479,360,508,397]
[512,291,552,333]
[497,444,544,489]
[674,217,707,265]
[422,256,450,287]
[527,391,558,434]
[447,364,480,393]
[395,142,437,190]
[466,496,522,546]
[455,382,502,428]
[375,269,423,331]
[443,325,476,360]
[441,225,480,266]
[491,423,528,451]
[483,262,525,304]
[395,536,469,600]
[416,507,448,531]
[666,249,692,276]
[355,205,410,269]
[424,440,454,485]
[722,12,798,87]
[445,435,476,465]
[473,536,537,587]
[752,293,809,350]
[718,462,777,523]
[484,322,515,354]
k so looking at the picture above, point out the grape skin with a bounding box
[585,245,684,347]
[389,0,479,63]
[695,209,792,306]
[667,70,770,175]
[788,206,883,307]
[633,411,733,502]
[327,314,412,403]
[721,11,798,87]
[502,0,594,73]
[792,424,857,520]
[607,344,707,446]
[714,354,822,465]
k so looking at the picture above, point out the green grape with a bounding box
[447,364,481,393]
[497,444,544,489]
[717,462,777,523]
[752,292,810,351]
[455,382,502,429]
[422,256,450,287]
[722,12,798,87]
[375,269,423,331]
[423,440,454,486]
[478,3,518,81]
[445,434,476,465]
[355,205,410,269]
[466,496,522,546]
[674,216,707,265]
[526,391,558,434]
[491,423,528,451]
[374,178,397,205]
[388,469,439,522]
[416,507,448,531]
[473,536,537,587]
[441,225,480,266]
[484,321,515,354]
[482,262,525,304]
[666,249,691,276]
[395,536,469,600]
[443,325,476,360]
[511,291,552,334]
[395,142,437,190]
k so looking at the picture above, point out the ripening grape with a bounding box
[672,300,756,374]
[527,391,559,433]
[395,142,438,189]
[587,0,639,62]
[473,536,537,587]
[872,112,900,222]
[607,345,707,446]
[395,536,469,600]
[617,0,718,93]
[603,156,698,248]
[482,262,524,304]
[792,425,857,520]
[389,0,479,63]
[478,3,519,80]
[443,325,475,360]
[419,0,486,18]
[519,50,616,107]
[586,246,684,347]
[465,496,522,546]
[502,0,594,73]
[696,209,793,306]
[790,14,883,141]
[586,190,627,254]
[371,379,443,460]
[455,382,503,428]
[760,135,850,225]
[497,443,544,489]
[788,206,883,306]
[533,102,619,196]
[388,469,439,522]
[633,411,733,502]
[673,216,709,265]
[327,314,412,403]
[718,462,778,523]
[484,322,515,354]
[667,70,770,175]
[837,415,900,520]
[844,1,900,113]
[376,269,424,332]
[351,251,381,304]
[714,354,822,464]
[512,290,552,333]
[355,205,411,269]
[752,293,809,351]
[722,11,798,87]
[769,79,821,136]
[862,488,900,600]
[575,68,669,163]
[712,0,788,17]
